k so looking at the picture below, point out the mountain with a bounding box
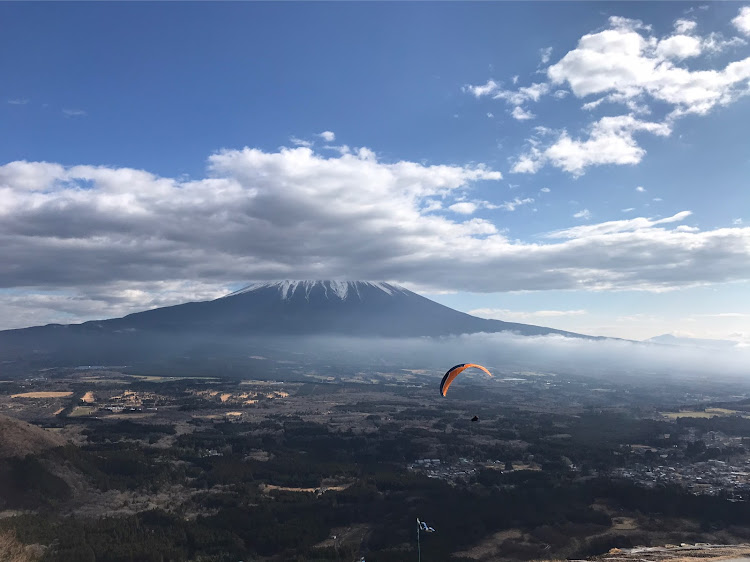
[0,280,593,370]
[647,333,741,350]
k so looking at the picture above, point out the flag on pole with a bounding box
[417,518,436,532]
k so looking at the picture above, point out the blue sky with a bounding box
[2,2,750,341]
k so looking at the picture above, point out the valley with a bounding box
[3,362,750,561]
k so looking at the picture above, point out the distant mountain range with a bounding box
[646,334,742,350]
[0,280,593,370]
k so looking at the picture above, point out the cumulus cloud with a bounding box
[471,8,750,175]
[540,187,551,193]
[573,209,591,219]
[513,115,671,175]
[540,47,553,64]
[547,13,750,117]
[655,34,702,59]
[674,19,697,35]
[733,6,750,37]
[464,79,499,98]
[511,106,535,120]
[449,201,478,215]
[3,149,750,327]
[636,186,646,192]
[318,131,336,142]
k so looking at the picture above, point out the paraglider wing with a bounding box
[439,363,492,396]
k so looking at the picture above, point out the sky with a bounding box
[2,2,750,342]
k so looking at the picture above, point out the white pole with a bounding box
[417,518,421,562]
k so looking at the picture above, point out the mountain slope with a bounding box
[0,281,594,368]
[103,280,586,337]
[0,414,65,459]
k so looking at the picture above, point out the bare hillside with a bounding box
[0,414,64,459]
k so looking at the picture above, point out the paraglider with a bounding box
[471,415,479,422]
[439,363,492,397]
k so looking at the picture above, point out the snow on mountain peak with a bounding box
[224,280,408,301]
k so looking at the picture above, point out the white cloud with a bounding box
[581,98,606,111]
[449,201,478,215]
[4,150,750,326]
[466,8,750,176]
[636,186,646,192]
[498,197,534,211]
[486,112,494,118]
[464,80,550,117]
[674,19,697,34]
[540,187,551,193]
[513,115,671,175]
[547,14,750,117]
[511,106,536,120]
[547,210,691,238]
[655,34,702,59]
[62,109,86,117]
[512,75,519,84]
[573,209,591,219]
[7,99,29,105]
[734,218,744,225]
[653,197,662,202]
[469,308,587,321]
[622,208,635,212]
[732,6,750,37]
[463,79,500,98]
[702,33,747,54]
[290,136,312,147]
[318,131,336,142]
[540,47,553,64]
[422,199,443,213]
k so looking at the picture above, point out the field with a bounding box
[69,406,97,417]
[662,408,746,419]
[10,391,72,399]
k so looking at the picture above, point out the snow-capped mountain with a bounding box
[89,279,585,337]
[0,280,592,368]
[225,280,409,301]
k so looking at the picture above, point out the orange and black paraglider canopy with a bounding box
[439,363,492,397]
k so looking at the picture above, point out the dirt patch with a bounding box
[81,391,95,403]
[10,392,72,399]
[453,528,524,559]
[260,480,354,495]
[312,524,369,551]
